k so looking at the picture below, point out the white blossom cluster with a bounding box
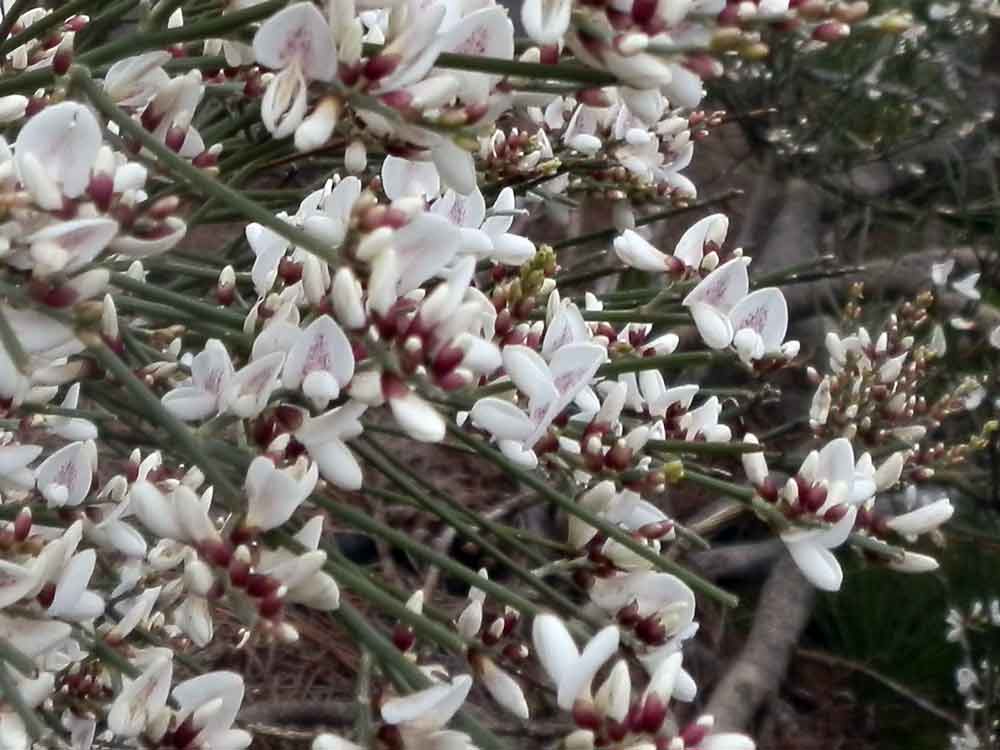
[0,2,972,750]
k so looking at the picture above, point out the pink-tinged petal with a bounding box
[394,213,460,294]
[36,441,93,508]
[431,138,477,196]
[381,675,473,730]
[674,214,728,268]
[442,7,515,102]
[469,397,534,441]
[683,257,751,312]
[283,314,354,391]
[729,287,788,352]
[252,2,337,80]
[374,4,447,93]
[557,625,620,709]
[783,539,843,591]
[381,156,440,201]
[432,188,487,229]
[522,0,572,45]
[532,614,579,687]
[29,218,119,272]
[15,102,101,198]
[614,230,669,272]
[688,302,734,349]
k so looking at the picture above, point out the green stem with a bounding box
[0,635,37,677]
[0,304,29,374]
[0,0,94,55]
[0,0,33,46]
[447,423,740,608]
[0,662,47,742]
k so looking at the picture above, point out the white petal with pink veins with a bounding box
[252,2,337,80]
[683,257,751,313]
[36,441,93,509]
[432,188,486,229]
[283,315,354,391]
[729,287,788,352]
[14,101,101,198]
[442,6,515,103]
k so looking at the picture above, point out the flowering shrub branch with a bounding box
[0,1,984,749]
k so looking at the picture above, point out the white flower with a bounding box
[470,342,606,464]
[253,3,338,138]
[381,674,474,748]
[295,400,366,489]
[36,440,95,509]
[14,101,102,206]
[162,339,234,421]
[781,507,857,592]
[532,613,620,709]
[244,455,319,532]
[172,671,252,750]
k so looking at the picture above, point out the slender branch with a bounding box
[447,423,740,608]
